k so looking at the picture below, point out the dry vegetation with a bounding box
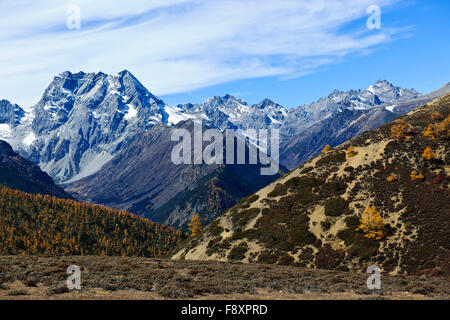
[0,256,448,300]
[173,94,450,276]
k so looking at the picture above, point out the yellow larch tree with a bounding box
[410,170,424,180]
[356,205,385,240]
[435,115,450,139]
[188,214,203,237]
[386,173,396,182]
[346,146,357,158]
[390,120,410,139]
[321,144,331,153]
[422,147,434,160]
[424,124,435,139]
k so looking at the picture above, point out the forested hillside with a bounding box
[0,140,70,198]
[0,186,186,256]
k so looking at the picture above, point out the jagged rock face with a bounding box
[0,70,424,184]
[67,120,283,229]
[0,100,24,140]
[0,100,24,127]
[0,139,70,198]
[172,93,450,276]
[9,70,168,183]
[177,80,421,146]
[67,121,218,209]
[282,80,420,138]
[280,83,449,169]
[367,80,420,104]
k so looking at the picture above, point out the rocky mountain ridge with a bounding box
[172,93,450,275]
[0,72,424,183]
[0,139,70,198]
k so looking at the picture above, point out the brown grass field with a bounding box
[0,256,448,300]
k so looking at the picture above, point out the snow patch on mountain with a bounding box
[0,124,11,140]
[385,105,396,112]
[64,151,114,184]
[124,104,138,120]
[22,131,36,146]
[0,73,423,184]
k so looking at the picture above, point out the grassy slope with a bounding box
[173,94,450,275]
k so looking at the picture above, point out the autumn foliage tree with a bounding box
[356,205,385,240]
[410,170,424,180]
[431,112,444,121]
[390,120,411,139]
[386,173,396,182]
[321,144,331,153]
[346,146,357,158]
[423,124,436,139]
[435,115,450,139]
[422,146,434,160]
[188,214,203,237]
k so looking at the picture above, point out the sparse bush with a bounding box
[208,220,224,237]
[46,285,69,296]
[231,208,260,228]
[277,240,295,252]
[285,176,321,190]
[346,146,357,158]
[386,173,397,182]
[316,152,346,166]
[390,120,411,139]
[410,170,424,180]
[315,244,343,269]
[320,221,331,231]
[281,176,321,205]
[6,289,28,296]
[206,236,231,256]
[344,216,360,229]
[267,183,287,198]
[228,242,249,261]
[278,254,295,266]
[324,197,348,217]
[247,194,259,204]
[257,251,279,264]
[290,223,316,245]
[431,112,444,120]
[24,278,38,287]
[321,180,347,195]
[300,166,313,174]
[344,166,354,172]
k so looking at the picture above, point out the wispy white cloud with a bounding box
[0,0,403,106]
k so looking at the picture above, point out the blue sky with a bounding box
[0,0,448,108]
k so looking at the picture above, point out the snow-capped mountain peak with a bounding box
[0,71,424,184]
[366,79,420,104]
[0,99,25,140]
[7,70,171,182]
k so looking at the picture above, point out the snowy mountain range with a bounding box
[0,70,425,183]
